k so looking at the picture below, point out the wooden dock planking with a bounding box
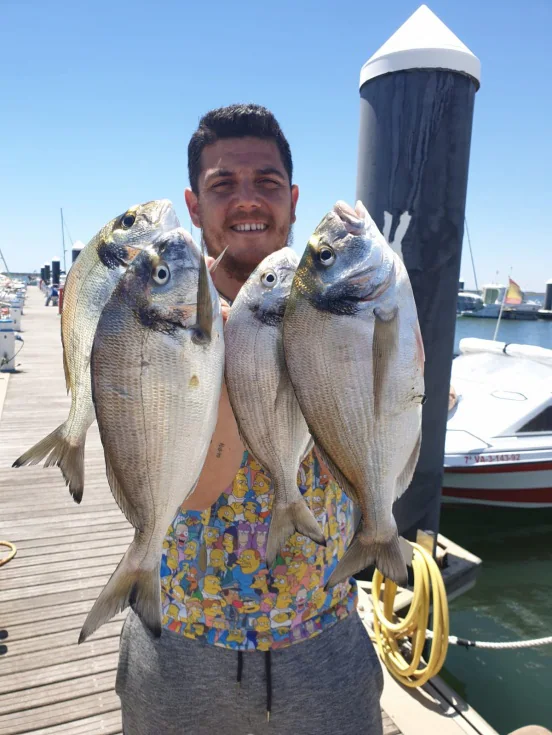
[0,288,129,734]
[0,288,406,734]
[0,286,440,735]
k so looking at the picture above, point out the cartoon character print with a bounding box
[160,449,357,650]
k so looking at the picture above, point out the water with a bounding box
[455,314,552,353]
[438,316,552,734]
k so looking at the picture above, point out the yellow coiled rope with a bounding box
[0,540,17,567]
[370,541,449,688]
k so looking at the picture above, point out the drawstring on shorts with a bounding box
[236,650,272,722]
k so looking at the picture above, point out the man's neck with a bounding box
[211,268,246,304]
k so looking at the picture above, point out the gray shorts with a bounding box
[116,610,384,735]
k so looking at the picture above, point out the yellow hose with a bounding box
[370,541,449,687]
[0,540,16,567]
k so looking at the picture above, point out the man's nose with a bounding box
[233,180,261,209]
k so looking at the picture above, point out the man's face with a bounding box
[185,137,299,281]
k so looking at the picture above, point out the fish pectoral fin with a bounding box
[79,543,161,643]
[105,455,143,529]
[266,499,326,567]
[395,431,422,499]
[12,423,85,504]
[326,529,407,589]
[373,307,399,418]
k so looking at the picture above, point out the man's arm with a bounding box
[181,380,244,511]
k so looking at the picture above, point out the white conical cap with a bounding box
[360,5,481,90]
[72,240,85,251]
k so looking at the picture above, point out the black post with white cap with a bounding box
[356,5,481,539]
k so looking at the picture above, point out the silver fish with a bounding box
[79,227,224,642]
[225,248,325,565]
[283,200,425,587]
[13,200,179,502]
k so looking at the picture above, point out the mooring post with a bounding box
[356,5,481,539]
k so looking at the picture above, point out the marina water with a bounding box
[439,316,552,733]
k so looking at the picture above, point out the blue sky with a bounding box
[1,0,550,291]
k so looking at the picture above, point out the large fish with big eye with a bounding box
[13,200,179,502]
[79,227,223,642]
[283,200,425,587]
[224,247,325,565]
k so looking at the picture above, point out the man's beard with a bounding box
[202,224,295,283]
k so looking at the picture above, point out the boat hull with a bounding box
[442,459,552,508]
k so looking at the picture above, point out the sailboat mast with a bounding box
[60,208,66,273]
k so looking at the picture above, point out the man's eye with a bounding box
[258,178,280,190]
[212,181,232,189]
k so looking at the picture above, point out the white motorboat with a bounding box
[443,338,552,507]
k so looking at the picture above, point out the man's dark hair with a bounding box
[188,103,293,194]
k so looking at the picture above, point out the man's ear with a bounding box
[185,188,201,228]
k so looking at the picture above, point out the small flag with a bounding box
[504,277,523,305]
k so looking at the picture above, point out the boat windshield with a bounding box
[517,404,552,433]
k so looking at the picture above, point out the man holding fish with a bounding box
[115,104,387,734]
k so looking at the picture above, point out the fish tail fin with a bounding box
[266,500,326,567]
[12,424,85,503]
[196,233,213,340]
[325,529,407,589]
[79,541,161,644]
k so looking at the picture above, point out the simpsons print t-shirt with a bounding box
[160,450,357,651]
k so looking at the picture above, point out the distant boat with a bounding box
[457,290,483,314]
[459,279,540,320]
[443,338,552,508]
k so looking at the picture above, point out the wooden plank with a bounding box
[1,550,129,579]
[1,562,122,591]
[0,652,119,694]
[0,502,118,520]
[0,670,116,716]
[0,573,113,603]
[1,519,130,542]
[6,711,123,735]
[0,690,121,735]
[1,619,122,658]
[0,577,107,627]
[383,711,402,735]
[0,635,120,677]
[3,611,127,643]
[11,527,132,551]
[0,510,125,530]
[0,594,107,626]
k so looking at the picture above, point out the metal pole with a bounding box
[60,208,66,273]
[356,5,480,540]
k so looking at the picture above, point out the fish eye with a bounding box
[260,269,277,288]
[318,245,335,266]
[152,262,170,285]
[121,213,136,229]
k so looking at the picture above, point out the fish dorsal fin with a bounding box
[209,246,229,274]
[372,307,399,419]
